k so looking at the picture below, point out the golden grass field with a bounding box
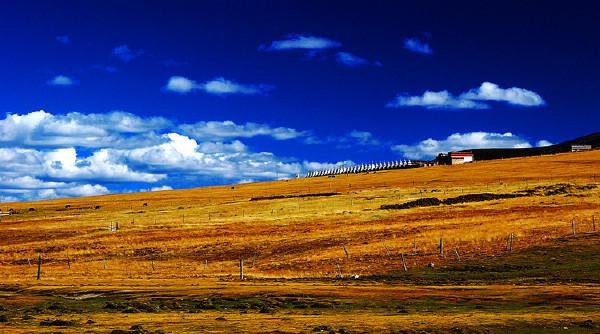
[1,151,600,333]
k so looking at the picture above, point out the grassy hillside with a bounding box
[0,150,599,333]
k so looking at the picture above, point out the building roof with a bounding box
[450,152,474,157]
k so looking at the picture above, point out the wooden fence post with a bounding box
[67,255,71,270]
[239,257,244,280]
[36,255,42,281]
[400,253,408,272]
[413,239,417,255]
[343,245,349,259]
[439,238,444,257]
[593,215,596,231]
[572,219,576,236]
[336,264,343,279]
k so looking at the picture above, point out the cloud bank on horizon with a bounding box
[0,109,551,202]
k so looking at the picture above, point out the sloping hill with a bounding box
[461,132,600,161]
[0,150,599,333]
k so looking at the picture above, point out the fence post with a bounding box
[439,238,444,257]
[572,219,576,236]
[413,239,417,255]
[593,215,596,231]
[67,255,71,270]
[401,253,408,272]
[336,264,343,279]
[204,259,208,270]
[36,255,42,281]
[343,245,349,259]
[239,257,244,280]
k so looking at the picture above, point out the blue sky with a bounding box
[0,1,598,201]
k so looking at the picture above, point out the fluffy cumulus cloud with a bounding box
[392,132,546,159]
[0,110,171,148]
[165,76,273,96]
[112,44,143,62]
[336,52,382,67]
[461,82,545,107]
[179,120,305,141]
[404,37,433,55]
[47,75,77,86]
[387,82,545,109]
[259,34,341,51]
[0,110,347,202]
[113,133,304,180]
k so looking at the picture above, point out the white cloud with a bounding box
[0,110,170,148]
[59,184,109,197]
[0,146,164,183]
[404,38,433,55]
[179,120,305,141]
[387,82,545,109]
[34,184,109,200]
[461,82,545,107]
[392,132,543,159]
[165,76,197,93]
[43,148,165,182]
[203,77,271,95]
[164,76,272,95]
[345,130,381,146]
[0,110,358,202]
[47,75,77,86]
[116,133,303,180]
[260,34,341,51]
[0,195,19,203]
[387,91,488,109]
[112,44,143,62]
[0,175,108,201]
[306,130,384,150]
[336,52,382,67]
[536,140,553,147]
[151,185,173,191]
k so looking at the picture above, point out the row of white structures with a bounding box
[304,160,417,178]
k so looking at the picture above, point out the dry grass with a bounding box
[0,150,599,332]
